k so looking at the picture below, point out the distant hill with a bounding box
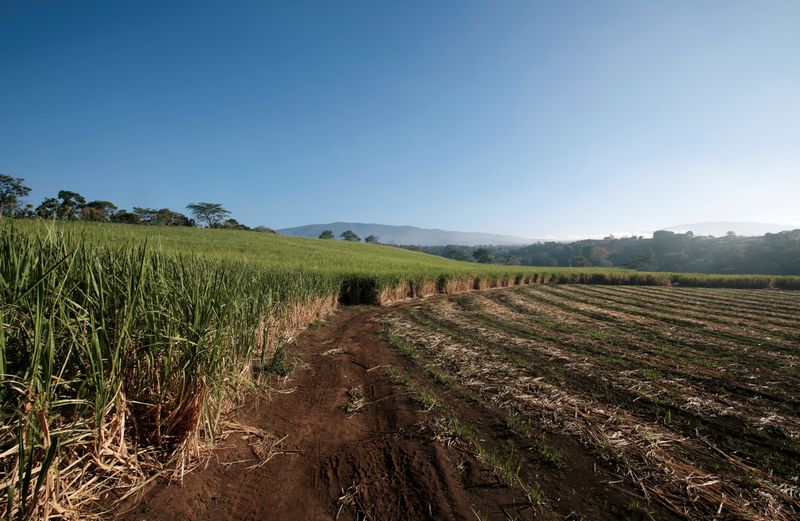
[663,221,799,237]
[277,222,533,246]
[415,228,800,275]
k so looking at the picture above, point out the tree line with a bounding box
[409,229,800,275]
[0,174,275,232]
[317,229,380,243]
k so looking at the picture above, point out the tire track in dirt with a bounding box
[113,304,549,521]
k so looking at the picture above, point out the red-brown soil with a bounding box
[114,302,668,521]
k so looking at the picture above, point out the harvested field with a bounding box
[385,285,800,520]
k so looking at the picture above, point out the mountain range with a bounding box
[277,222,534,246]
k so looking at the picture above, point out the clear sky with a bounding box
[1,1,798,238]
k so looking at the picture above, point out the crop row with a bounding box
[385,286,800,520]
[0,228,340,519]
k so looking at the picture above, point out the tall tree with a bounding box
[442,245,468,261]
[186,202,230,228]
[133,207,158,224]
[133,207,193,226]
[221,218,249,230]
[111,210,140,224]
[472,248,492,264]
[340,230,360,242]
[0,174,31,217]
[82,200,118,221]
[570,256,589,267]
[155,208,193,226]
[13,203,34,218]
[56,190,86,220]
[35,197,59,218]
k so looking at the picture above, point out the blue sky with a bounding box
[1,1,798,238]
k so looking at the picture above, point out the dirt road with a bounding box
[115,302,663,521]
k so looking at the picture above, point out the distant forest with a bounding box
[0,175,279,232]
[408,230,800,275]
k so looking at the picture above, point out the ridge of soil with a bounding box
[113,301,670,521]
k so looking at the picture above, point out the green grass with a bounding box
[533,433,565,468]
[432,415,477,445]
[412,387,441,412]
[383,329,420,359]
[11,220,800,296]
[385,366,414,388]
[426,366,455,389]
[504,407,533,437]
[11,220,563,303]
[430,414,543,507]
